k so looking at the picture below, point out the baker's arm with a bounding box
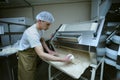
[40,38,51,53]
[34,45,71,62]
[40,37,58,55]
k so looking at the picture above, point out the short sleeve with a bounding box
[27,32,42,48]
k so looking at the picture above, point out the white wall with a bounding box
[0,7,33,18]
[0,1,91,39]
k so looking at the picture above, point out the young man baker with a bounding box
[17,11,71,80]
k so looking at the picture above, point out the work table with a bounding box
[47,47,91,79]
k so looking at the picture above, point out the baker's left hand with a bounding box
[48,50,59,56]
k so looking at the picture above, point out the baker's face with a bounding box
[38,20,51,30]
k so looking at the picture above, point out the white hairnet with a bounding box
[36,11,55,23]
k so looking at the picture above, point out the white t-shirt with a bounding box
[16,24,44,51]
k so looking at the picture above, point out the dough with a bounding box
[67,54,75,63]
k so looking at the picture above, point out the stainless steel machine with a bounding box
[47,0,114,80]
[47,17,105,80]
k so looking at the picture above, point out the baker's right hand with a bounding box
[63,54,72,62]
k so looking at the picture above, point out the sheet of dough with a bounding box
[48,47,91,79]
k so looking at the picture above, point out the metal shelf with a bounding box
[0,20,28,45]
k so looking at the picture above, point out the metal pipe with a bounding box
[106,24,120,44]
[8,24,12,45]
[0,20,29,26]
[90,68,96,80]
[100,59,104,80]
[48,65,52,80]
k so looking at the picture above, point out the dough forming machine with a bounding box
[47,17,105,80]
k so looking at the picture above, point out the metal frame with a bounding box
[90,57,105,80]
[0,20,29,45]
[116,45,120,79]
[48,18,105,80]
[48,57,105,80]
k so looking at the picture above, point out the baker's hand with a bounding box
[63,54,72,63]
[48,50,59,56]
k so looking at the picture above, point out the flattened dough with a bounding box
[48,47,91,79]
